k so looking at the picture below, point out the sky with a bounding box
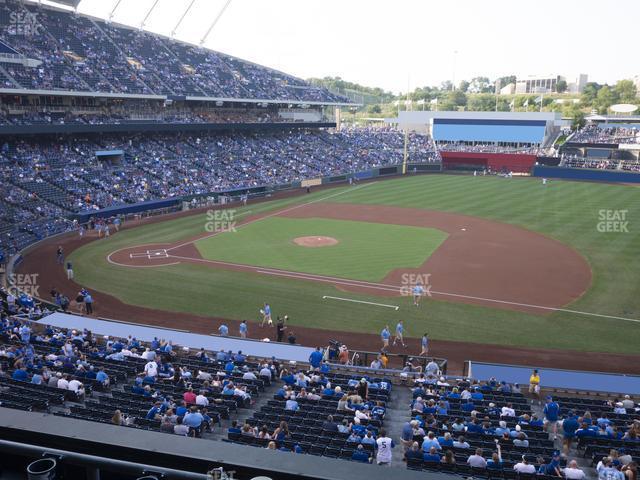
[47,0,640,94]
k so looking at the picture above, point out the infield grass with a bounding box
[195,217,447,281]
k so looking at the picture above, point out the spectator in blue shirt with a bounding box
[224,361,234,374]
[421,432,441,452]
[544,396,560,440]
[146,402,161,420]
[96,368,109,385]
[423,446,441,463]
[562,411,580,451]
[12,367,28,381]
[309,347,323,369]
[352,444,370,463]
[183,406,204,432]
[320,361,330,374]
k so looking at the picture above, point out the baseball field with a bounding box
[28,174,640,361]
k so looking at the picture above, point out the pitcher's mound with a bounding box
[293,236,339,247]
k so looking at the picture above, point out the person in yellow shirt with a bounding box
[379,352,389,369]
[529,369,541,402]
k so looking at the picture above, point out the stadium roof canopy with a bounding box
[44,0,81,8]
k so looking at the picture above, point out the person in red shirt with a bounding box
[183,387,197,405]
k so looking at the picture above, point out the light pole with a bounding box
[452,50,458,91]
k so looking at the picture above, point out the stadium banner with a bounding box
[354,170,374,179]
[533,166,640,183]
[301,178,322,187]
[379,166,400,176]
[406,163,442,172]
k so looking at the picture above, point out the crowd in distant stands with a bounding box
[0,126,439,257]
[0,106,312,126]
[437,142,541,155]
[0,0,345,103]
[569,125,640,145]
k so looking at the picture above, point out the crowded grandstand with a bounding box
[0,0,639,479]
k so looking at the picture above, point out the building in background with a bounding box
[500,83,516,95]
[515,74,588,94]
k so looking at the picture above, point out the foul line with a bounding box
[323,295,399,310]
[166,183,372,252]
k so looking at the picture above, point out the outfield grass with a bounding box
[68,176,640,353]
[195,217,447,281]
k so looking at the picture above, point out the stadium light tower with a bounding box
[200,0,233,46]
[108,0,122,22]
[171,0,197,37]
[140,0,160,30]
[452,50,458,91]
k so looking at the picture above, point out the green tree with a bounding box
[440,80,453,91]
[367,104,382,114]
[594,85,618,113]
[556,79,567,93]
[614,79,637,103]
[448,89,468,107]
[581,82,601,106]
[468,76,492,93]
[458,80,470,92]
[497,75,516,88]
[468,94,495,111]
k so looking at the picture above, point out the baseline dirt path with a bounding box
[15,192,640,376]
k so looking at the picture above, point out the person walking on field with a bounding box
[239,320,248,339]
[380,325,391,351]
[260,303,272,327]
[393,320,406,347]
[413,282,425,306]
[420,332,429,356]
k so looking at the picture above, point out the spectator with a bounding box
[467,448,487,468]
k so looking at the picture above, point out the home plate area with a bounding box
[129,249,169,260]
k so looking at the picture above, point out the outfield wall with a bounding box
[533,166,640,183]
[442,151,537,173]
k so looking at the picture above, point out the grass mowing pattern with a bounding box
[195,217,447,282]
[69,176,640,353]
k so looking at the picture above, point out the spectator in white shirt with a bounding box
[144,360,158,378]
[57,373,69,390]
[454,436,470,449]
[467,448,487,468]
[501,403,516,417]
[195,391,209,407]
[563,460,586,480]
[242,370,257,381]
[514,456,536,473]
